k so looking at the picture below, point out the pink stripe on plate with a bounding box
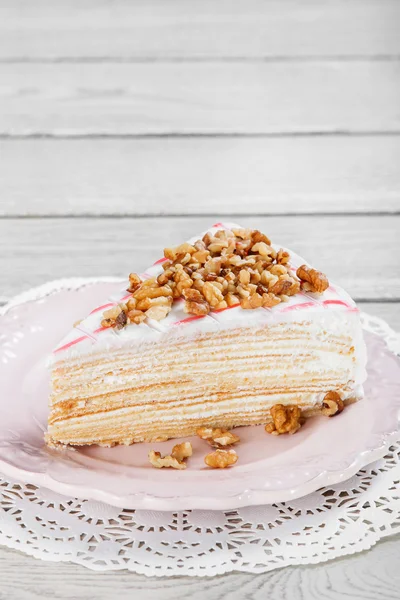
[153,257,167,265]
[54,335,88,354]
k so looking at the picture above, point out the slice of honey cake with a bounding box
[46,222,367,447]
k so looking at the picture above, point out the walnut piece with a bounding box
[204,449,238,468]
[321,391,344,417]
[197,427,240,448]
[265,404,302,435]
[261,292,281,308]
[133,285,173,301]
[276,249,290,264]
[148,441,193,469]
[202,281,224,307]
[240,292,263,309]
[101,304,128,329]
[251,230,271,245]
[171,441,193,462]
[269,279,292,296]
[296,265,329,293]
[145,304,171,321]
[148,450,186,470]
[127,272,142,293]
[127,309,146,324]
[182,287,210,315]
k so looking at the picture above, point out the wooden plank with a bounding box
[0,536,399,600]
[0,216,398,300]
[1,136,400,216]
[1,0,399,60]
[1,62,399,135]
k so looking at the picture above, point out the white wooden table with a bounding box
[0,1,399,597]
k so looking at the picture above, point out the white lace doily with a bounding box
[0,282,399,575]
[0,441,399,575]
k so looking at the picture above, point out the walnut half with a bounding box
[204,449,238,469]
[197,427,240,448]
[265,404,302,435]
[171,441,193,462]
[148,441,193,469]
[296,264,329,294]
[321,391,344,417]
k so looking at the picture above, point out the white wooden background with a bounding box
[0,1,399,597]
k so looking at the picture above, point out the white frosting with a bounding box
[51,221,366,391]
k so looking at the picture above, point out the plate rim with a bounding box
[1,278,399,510]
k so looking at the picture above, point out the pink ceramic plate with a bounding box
[1,279,399,510]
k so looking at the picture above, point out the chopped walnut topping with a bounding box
[296,265,329,294]
[268,264,287,277]
[148,441,193,470]
[251,241,275,258]
[145,304,171,321]
[239,269,251,285]
[240,292,263,309]
[127,309,146,324]
[127,273,142,293]
[103,227,329,328]
[133,285,172,301]
[269,279,292,296]
[197,427,240,448]
[251,230,271,245]
[182,287,210,315]
[321,391,344,417]
[115,309,127,329]
[136,296,171,312]
[204,449,238,468]
[203,281,224,308]
[164,243,196,261]
[232,228,251,240]
[265,404,302,435]
[173,267,193,298]
[225,292,240,307]
[262,293,281,308]
[101,304,128,329]
[276,249,290,264]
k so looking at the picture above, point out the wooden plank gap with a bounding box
[1,212,400,220]
[2,132,400,141]
[1,56,400,64]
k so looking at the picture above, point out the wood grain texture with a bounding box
[0,216,399,301]
[1,0,399,60]
[0,535,399,600]
[1,136,400,216]
[1,62,400,135]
